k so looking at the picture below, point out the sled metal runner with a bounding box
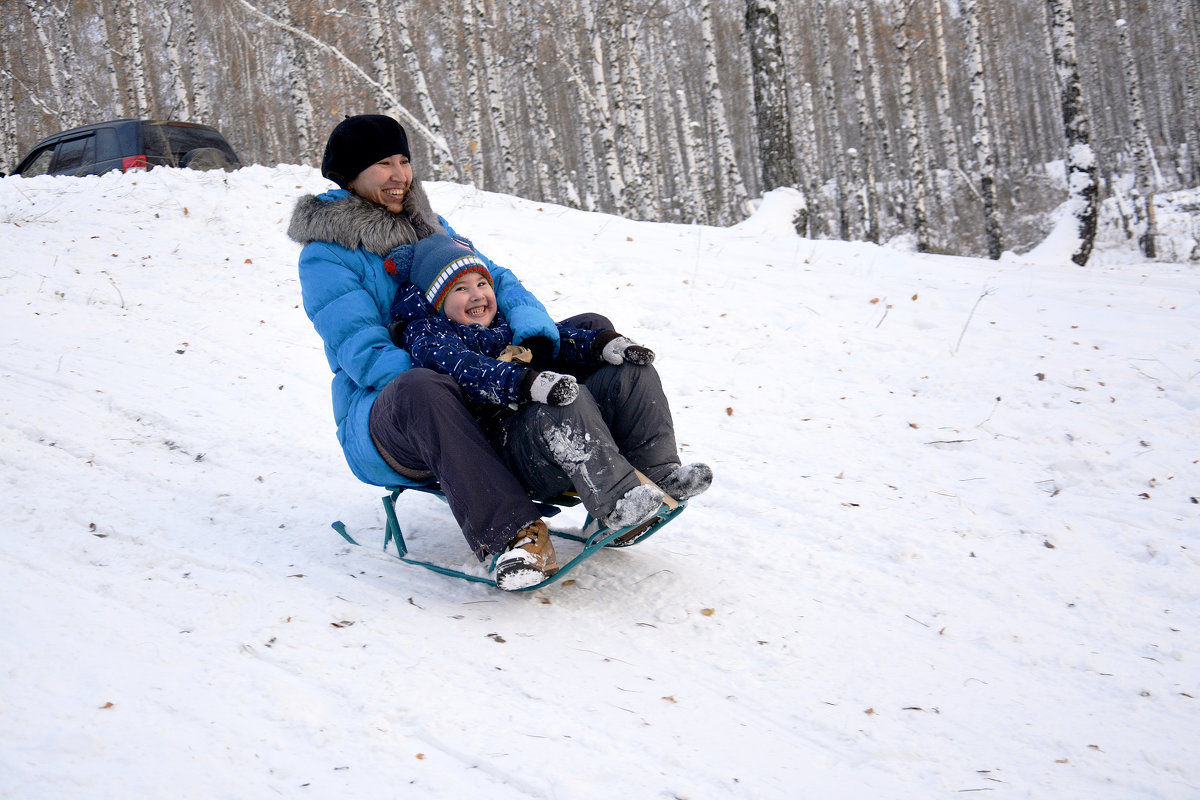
[333,483,685,591]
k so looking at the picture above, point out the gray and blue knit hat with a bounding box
[410,234,492,312]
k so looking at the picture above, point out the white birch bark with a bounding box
[96,0,124,118]
[862,4,901,227]
[618,0,656,218]
[701,0,749,223]
[893,0,930,252]
[273,0,315,163]
[475,0,516,194]
[965,0,1003,259]
[1177,0,1200,184]
[1116,15,1156,258]
[181,0,212,123]
[815,0,847,237]
[361,0,396,120]
[848,5,877,242]
[664,18,705,223]
[583,0,626,213]
[123,0,151,116]
[24,1,70,126]
[161,5,192,119]
[461,3,486,187]
[932,0,960,176]
[1047,0,1098,265]
[746,0,797,192]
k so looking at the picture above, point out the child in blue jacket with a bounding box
[387,233,712,589]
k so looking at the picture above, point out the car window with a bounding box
[19,147,55,177]
[52,134,96,175]
[142,123,238,165]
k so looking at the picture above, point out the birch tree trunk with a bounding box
[121,0,151,116]
[663,17,705,223]
[96,0,123,118]
[476,0,517,194]
[862,5,902,228]
[618,0,656,218]
[702,0,749,223]
[24,2,70,126]
[932,0,960,180]
[182,0,212,123]
[815,0,848,237]
[848,5,878,242]
[647,22,691,221]
[965,0,1003,259]
[893,1,931,252]
[361,0,397,120]
[1177,0,1200,184]
[583,0,626,213]
[460,3,486,186]
[161,5,192,120]
[1047,0,1098,265]
[273,0,315,164]
[745,0,797,193]
[1116,16,1157,258]
[0,40,14,173]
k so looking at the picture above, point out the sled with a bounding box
[332,480,685,591]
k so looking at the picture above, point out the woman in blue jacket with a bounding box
[288,115,584,583]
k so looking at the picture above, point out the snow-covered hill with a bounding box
[1,166,1197,798]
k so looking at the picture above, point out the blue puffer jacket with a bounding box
[289,186,554,487]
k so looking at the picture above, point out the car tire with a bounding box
[180,147,237,172]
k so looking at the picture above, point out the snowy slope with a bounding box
[1,166,1197,799]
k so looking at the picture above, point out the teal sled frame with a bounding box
[332,484,686,591]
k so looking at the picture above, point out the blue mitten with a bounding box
[507,305,560,356]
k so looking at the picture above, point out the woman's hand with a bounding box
[507,306,561,356]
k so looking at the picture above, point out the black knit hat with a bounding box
[321,115,411,189]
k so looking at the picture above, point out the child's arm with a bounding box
[554,325,656,368]
[403,317,529,406]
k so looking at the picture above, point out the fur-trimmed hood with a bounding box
[287,178,445,256]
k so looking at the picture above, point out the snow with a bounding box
[1,165,1198,799]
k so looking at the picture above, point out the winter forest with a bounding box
[1,0,1196,261]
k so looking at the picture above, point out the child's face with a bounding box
[442,272,496,326]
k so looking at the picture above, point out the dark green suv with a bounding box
[10,119,241,177]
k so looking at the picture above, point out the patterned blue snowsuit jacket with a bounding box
[388,276,604,410]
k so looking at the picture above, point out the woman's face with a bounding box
[348,154,413,213]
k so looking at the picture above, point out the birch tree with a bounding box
[745,0,797,193]
[862,3,901,228]
[24,1,75,127]
[161,5,192,119]
[815,0,847,237]
[701,0,749,223]
[1047,0,1098,265]
[965,0,1003,259]
[932,0,960,179]
[893,0,931,252]
[1116,16,1157,258]
[181,0,212,122]
[475,0,517,194]
[120,0,151,116]
[274,0,316,163]
[582,0,625,213]
[848,5,878,242]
